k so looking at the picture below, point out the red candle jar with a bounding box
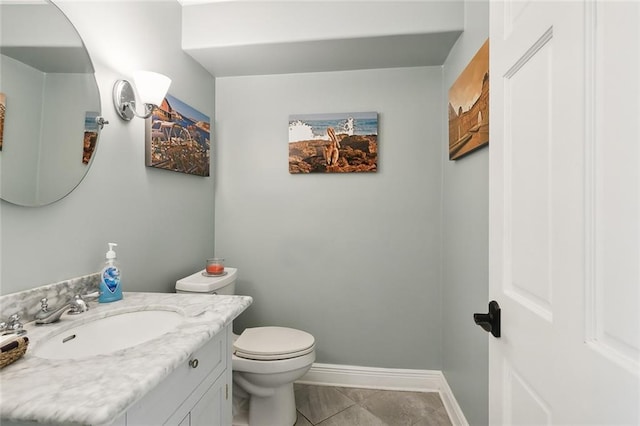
[206,258,225,275]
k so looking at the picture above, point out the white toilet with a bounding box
[176,268,316,426]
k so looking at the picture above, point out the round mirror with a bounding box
[0,0,101,207]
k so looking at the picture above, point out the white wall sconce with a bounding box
[113,71,171,121]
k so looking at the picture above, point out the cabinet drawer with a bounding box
[126,329,227,425]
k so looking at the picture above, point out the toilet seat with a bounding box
[234,326,315,361]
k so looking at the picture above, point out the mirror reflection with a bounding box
[0,0,101,207]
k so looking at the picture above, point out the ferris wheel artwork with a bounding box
[145,93,211,176]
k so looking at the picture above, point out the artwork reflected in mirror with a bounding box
[448,39,489,161]
[288,112,378,174]
[145,94,210,177]
[0,93,5,151]
[82,112,99,164]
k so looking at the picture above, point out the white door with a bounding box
[488,0,639,424]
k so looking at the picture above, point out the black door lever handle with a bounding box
[474,300,501,338]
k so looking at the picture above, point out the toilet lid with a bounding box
[234,326,315,361]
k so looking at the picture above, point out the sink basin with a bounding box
[33,310,184,360]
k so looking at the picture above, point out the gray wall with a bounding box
[441,0,490,425]
[0,56,43,205]
[0,1,215,295]
[215,67,444,369]
[0,61,99,206]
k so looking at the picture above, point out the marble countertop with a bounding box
[0,292,252,425]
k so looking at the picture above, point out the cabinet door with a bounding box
[126,329,227,425]
[190,375,227,426]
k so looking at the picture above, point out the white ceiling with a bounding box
[180,1,464,77]
[0,2,92,73]
[185,32,462,77]
[1,46,93,73]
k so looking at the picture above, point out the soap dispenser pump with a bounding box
[99,242,123,303]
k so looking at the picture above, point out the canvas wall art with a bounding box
[448,39,489,160]
[0,92,6,151]
[288,112,378,173]
[145,94,210,176]
[82,111,99,164]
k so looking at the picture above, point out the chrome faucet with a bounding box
[0,313,26,336]
[35,294,90,325]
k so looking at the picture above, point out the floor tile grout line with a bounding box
[297,384,357,425]
[295,384,452,426]
[313,404,355,426]
[315,392,357,426]
[314,387,397,426]
[296,410,313,425]
[331,387,391,425]
[359,405,390,426]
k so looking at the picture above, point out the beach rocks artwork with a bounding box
[145,94,211,176]
[289,112,378,174]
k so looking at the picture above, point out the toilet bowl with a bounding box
[176,269,316,426]
[232,326,315,426]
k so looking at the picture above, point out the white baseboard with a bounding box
[297,363,469,426]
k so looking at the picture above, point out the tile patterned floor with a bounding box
[293,384,453,426]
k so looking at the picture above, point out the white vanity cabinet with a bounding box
[0,292,252,426]
[122,326,232,426]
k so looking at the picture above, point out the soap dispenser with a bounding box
[99,243,123,303]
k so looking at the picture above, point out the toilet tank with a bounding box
[176,267,237,295]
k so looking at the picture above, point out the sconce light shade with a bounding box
[133,71,172,107]
[113,71,171,121]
